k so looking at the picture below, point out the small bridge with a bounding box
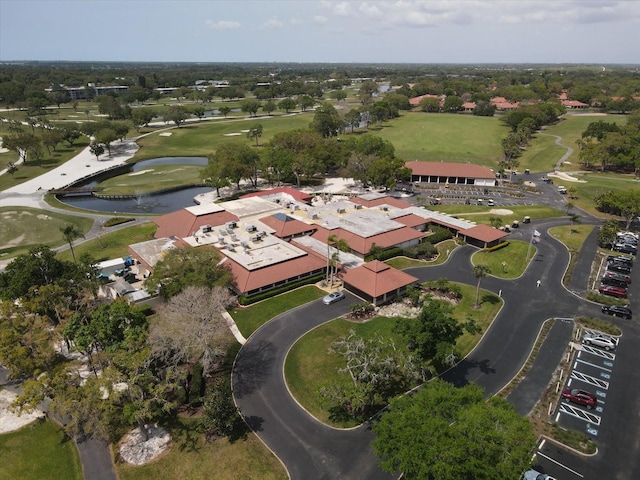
[49,187,102,196]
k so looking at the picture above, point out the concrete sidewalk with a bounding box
[0,138,138,207]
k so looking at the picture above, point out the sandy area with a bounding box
[223,132,241,136]
[548,171,587,183]
[119,425,171,465]
[490,208,514,216]
[129,169,152,176]
[0,389,45,433]
[158,132,172,137]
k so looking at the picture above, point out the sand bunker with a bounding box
[223,132,241,136]
[548,171,587,183]
[129,169,152,176]
[490,209,514,216]
[159,132,172,137]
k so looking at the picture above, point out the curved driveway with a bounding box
[232,218,605,480]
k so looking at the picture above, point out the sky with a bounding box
[0,0,638,64]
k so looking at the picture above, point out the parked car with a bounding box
[583,332,617,351]
[557,186,567,194]
[562,387,597,409]
[601,277,628,289]
[613,243,637,255]
[523,469,557,480]
[598,284,627,298]
[603,270,632,284]
[487,199,495,206]
[607,262,632,275]
[601,277,629,289]
[601,305,632,319]
[607,255,633,267]
[322,291,345,305]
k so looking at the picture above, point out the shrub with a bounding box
[103,217,135,227]
[237,273,325,305]
[483,241,509,252]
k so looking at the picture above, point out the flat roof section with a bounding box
[222,196,283,219]
[185,203,225,215]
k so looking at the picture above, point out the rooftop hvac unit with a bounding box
[226,221,237,229]
[355,205,363,209]
[250,234,261,242]
[226,228,234,235]
[337,208,346,214]
[230,233,238,241]
[218,236,225,243]
[311,213,319,219]
[380,206,389,211]
[240,241,249,249]
[201,225,212,233]
[258,231,267,238]
[245,224,257,232]
[226,245,235,252]
[219,228,227,236]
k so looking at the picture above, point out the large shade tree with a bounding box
[373,379,536,480]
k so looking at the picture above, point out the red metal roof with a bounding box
[312,225,426,255]
[460,224,509,243]
[225,245,326,294]
[259,214,317,238]
[342,261,418,297]
[406,161,495,179]
[350,196,413,209]
[154,209,239,238]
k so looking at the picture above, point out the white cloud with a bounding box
[264,17,284,29]
[205,20,241,30]
[314,15,328,24]
[315,0,640,28]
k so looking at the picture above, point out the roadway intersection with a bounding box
[232,217,640,480]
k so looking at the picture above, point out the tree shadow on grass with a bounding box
[481,294,500,305]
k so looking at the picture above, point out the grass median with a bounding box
[285,283,502,427]
[0,418,82,480]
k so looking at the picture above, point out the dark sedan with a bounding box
[602,305,632,319]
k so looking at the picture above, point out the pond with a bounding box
[58,157,213,214]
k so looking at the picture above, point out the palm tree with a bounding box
[326,235,349,286]
[472,264,491,308]
[60,224,85,263]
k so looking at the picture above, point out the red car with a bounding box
[598,284,627,298]
[562,388,597,409]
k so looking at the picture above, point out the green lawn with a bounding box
[385,239,459,269]
[0,207,94,259]
[229,286,326,338]
[115,418,286,480]
[0,418,82,480]
[517,114,627,174]
[430,205,565,227]
[472,241,536,279]
[56,222,157,263]
[97,164,205,195]
[370,112,506,166]
[557,172,640,218]
[0,141,90,192]
[285,283,502,426]
[133,113,314,161]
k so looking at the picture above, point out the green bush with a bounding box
[103,217,136,227]
[426,225,453,244]
[483,241,509,252]
[585,291,629,306]
[575,316,622,336]
[237,273,325,305]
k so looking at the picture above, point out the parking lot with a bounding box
[554,328,621,438]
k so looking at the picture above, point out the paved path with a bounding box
[232,217,608,479]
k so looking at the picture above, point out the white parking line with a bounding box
[537,451,584,478]
[575,358,612,372]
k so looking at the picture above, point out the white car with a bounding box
[582,332,617,351]
[523,469,557,480]
[322,291,345,305]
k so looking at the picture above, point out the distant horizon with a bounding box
[1,1,638,64]
[1,60,638,67]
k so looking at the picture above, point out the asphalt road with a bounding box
[232,214,640,480]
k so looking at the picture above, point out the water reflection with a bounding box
[59,157,211,214]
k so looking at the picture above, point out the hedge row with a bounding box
[483,241,509,252]
[237,273,325,305]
